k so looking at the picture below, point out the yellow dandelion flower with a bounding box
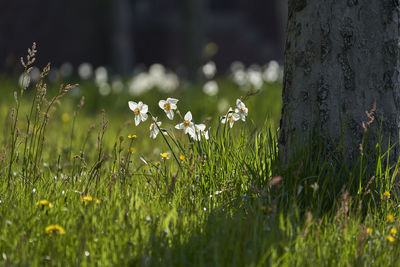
[179,155,185,161]
[388,214,394,222]
[82,196,100,204]
[61,113,70,123]
[160,152,170,160]
[391,228,397,235]
[384,191,391,198]
[387,235,395,243]
[45,224,65,235]
[128,135,138,140]
[129,147,136,153]
[366,227,373,234]
[36,200,53,208]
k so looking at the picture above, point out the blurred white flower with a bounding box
[128,72,152,96]
[128,65,179,96]
[202,61,217,79]
[29,66,41,82]
[60,62,73,78]
[159,73,179,93]
[128,101,148,126]
[175,111,195,136]
[203,80,219,96]
[221,108,240,128]
[158,98,178,120]
[233,69,248,88]
[230,61,245,73]
[149,63,165,77]
[247,65,263,89]
[18,73,30,89]
[150,121,162,139]
[263,60,280,83]
[98,82,111,96]
[78,63,93,80]
[111,79,124,93]
[235,99,248,121]
[95,66,108,85]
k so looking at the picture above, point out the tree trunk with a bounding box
[276,0,288,58]
[279,1,400,166]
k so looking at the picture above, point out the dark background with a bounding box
[0,0,286,77]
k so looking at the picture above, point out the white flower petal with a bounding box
[184,111,192,121]
[167,98,179,105]
[196,124,206,131]
[166,110,174,120]
[134,115,141,126]
[128,101,137,111]
[232,113,240,121]
[141,113,148,122]
[158,100,166,109]
[141,104,148,114]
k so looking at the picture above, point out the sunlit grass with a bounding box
[0,46,400,266]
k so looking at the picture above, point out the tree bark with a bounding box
[279,1,400,166]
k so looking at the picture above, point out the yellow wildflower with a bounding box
[161,152,170,160]
[45,224,65,235]
[388,214,394,222]
[128,135,138,140]
[179,155,185,161]
[387,235,395,243]
[61,113,70,123]
[384,191,391,198]
[129,147,136,153]
[82,196,100,204]
[391,228,397,235]
[366,227,373,234]
[36,200,53,208]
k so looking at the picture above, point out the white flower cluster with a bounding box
[202,61,219,96]
[76,62,180,97]
[128,64,179,96]
[128,97,248,143]
[128,97,210,141]
[220,99,248,128]
[230,60,283,91]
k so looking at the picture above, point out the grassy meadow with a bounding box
[0,49,400,266]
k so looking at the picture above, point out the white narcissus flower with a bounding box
[175,111,196,136]
[128,101,148,126]
[221,108,240,128]
[235,99,248,121]
[158,98,178,120]
[192,124,209,141]
[149,121,162,139]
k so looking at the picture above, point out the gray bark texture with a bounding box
[279,0,400,166]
